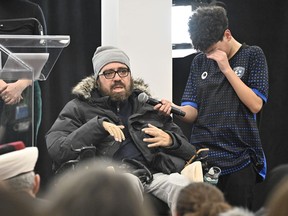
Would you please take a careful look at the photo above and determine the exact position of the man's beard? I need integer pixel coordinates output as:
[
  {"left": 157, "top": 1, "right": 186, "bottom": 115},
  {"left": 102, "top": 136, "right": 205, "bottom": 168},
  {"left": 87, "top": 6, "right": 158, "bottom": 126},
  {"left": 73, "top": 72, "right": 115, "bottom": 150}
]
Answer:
[{"left": 98, "top": 79, "right": 134, "bottom": 102}]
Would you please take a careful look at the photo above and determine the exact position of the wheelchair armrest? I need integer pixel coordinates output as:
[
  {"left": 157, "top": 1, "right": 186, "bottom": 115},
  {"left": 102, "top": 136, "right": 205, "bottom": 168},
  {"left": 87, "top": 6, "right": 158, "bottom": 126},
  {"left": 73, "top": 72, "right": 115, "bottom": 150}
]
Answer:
[
  {"left": 54, "top": 146, "right": 97, "bottom": 175},
  {"left": 185, "top": 148, "right": 209, "bottom": 166},
  {"left": 76, "top": 146, "right": 97, "bottom": 160},
  {"left": 55, "top": 159, "right": 79, "bottom": 175}
]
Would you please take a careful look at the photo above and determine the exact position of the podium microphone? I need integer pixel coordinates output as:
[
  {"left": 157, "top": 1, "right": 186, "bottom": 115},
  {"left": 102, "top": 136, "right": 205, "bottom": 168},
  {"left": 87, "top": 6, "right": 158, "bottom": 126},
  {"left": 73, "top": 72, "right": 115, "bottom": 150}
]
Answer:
[{"left": 138, "top": 92, "right": 186, "bottom": 117}]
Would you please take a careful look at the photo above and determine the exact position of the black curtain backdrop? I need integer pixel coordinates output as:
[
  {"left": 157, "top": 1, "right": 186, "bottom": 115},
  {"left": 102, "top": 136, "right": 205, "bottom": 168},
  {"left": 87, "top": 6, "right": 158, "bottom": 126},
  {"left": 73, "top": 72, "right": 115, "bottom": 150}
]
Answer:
[
  {"left": 29, "top": 0, "right": 102, "bottom": 192},
  {"left": 30, "top": 0, "right": 288, "bottom": 210}
]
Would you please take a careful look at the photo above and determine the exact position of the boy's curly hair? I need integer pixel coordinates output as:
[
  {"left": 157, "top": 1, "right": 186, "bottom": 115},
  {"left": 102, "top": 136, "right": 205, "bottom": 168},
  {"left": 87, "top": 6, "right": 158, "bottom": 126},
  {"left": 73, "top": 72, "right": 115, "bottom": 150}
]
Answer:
[{"left": 188, "top": 6, "right": 228, "bottom": 52}]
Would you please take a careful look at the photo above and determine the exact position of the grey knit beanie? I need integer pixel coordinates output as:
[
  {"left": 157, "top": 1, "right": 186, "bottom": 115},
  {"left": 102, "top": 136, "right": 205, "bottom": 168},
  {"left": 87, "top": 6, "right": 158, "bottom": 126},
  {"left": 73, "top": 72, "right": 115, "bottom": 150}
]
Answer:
[{"left": 92, "top": 46, "right": 130, "bottom": 77}]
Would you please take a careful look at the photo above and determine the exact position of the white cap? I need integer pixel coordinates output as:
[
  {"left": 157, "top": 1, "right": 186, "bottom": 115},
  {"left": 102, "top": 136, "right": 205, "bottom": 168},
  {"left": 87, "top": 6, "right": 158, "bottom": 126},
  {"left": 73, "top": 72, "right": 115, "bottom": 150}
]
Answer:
[{"left": 0, "top": 147, "right": 38, "bottom": 180}]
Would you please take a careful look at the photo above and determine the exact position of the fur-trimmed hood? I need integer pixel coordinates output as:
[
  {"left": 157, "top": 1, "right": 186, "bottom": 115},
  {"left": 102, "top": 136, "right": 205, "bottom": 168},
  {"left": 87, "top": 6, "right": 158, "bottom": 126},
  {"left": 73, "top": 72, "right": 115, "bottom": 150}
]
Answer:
[{"left": 72, "top": 76, "right": 151, "bottom": 100}]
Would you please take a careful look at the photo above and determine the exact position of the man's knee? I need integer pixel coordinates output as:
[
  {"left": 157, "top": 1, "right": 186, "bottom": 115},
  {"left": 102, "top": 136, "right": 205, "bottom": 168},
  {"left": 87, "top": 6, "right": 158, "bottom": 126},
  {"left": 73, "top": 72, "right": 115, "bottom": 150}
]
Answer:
[{"left": 168, "top": 173, "right": 190, "bottom": 187}]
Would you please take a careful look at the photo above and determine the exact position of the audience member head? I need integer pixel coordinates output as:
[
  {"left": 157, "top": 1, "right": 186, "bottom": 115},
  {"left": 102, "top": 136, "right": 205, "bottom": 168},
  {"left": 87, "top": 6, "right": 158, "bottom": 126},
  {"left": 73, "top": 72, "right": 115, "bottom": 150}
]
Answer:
[
  {"left": 0, "top": 182, "right": 39, "bottom": 216},
  {"left": 253, "top": 164, "right": 288, "bottom": 216},
  {"left": 92, "top": 46, "right": 133, "bottom": 102},
  {"left": 188, "top": 6, "right": 229, "bottom": 52},
  {"left": 0, "top": 142, "right": 40, "bottom": 198},
  {"left": 264, "top": 164, "right": 288, "bottom": 201},
  {"left": 265, "top": 176, "right": 288, "bottom": 216},
  {"left": 175, "top": 182, "right": 231, "bottom": 216},
  {"left": 43, "top": 159, "right": 153, "bottom": 216}
]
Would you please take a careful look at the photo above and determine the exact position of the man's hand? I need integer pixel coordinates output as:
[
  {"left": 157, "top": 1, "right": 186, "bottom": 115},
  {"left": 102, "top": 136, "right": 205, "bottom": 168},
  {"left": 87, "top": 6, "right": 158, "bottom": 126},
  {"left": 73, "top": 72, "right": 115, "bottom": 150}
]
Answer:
[
  {"left": 102, "top": 121, "right": 125, "bottom": 142},
  {"left": 142, "top": 123, "right": 172, "bottom": 148}
]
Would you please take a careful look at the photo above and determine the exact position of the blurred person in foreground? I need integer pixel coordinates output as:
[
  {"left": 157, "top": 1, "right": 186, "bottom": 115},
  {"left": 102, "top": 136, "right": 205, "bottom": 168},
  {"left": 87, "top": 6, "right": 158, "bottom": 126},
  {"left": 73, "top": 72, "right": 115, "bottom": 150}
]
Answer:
[
  {"left": 0, "top": 183, "right": 39, "bottom": 216},
  {"left": 176, "top": 182, "right": 255, "bottom": 216},
  {"left": 0, "top": 141, "right": 46, "bottom": 212},
  {"left": 175, "top": 182, "right": 231, "bottom": 216},
  {"left": 43, "top": 159, "right": 154, "bottom": 216},
  {"left": 265, "top": 176, "right": 288, "bottom": 216}
]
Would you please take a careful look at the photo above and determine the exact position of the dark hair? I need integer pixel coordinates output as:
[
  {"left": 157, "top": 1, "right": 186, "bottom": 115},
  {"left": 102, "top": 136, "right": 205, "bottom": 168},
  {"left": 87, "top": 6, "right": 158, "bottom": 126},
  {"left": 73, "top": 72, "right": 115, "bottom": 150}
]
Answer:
[
  {"left": 209, "top": 0, "right": 227, "bottom": 10},
  {"left": 176, "top": 182, "right": 231, "bottom": 216},
  {"left": 188, "top": 6, "right": 228, "bottom": 52}
]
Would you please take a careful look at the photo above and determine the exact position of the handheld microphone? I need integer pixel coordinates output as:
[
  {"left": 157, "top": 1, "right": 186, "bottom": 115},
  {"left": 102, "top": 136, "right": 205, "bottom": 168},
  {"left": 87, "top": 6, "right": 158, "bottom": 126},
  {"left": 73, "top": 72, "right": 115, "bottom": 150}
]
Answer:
[{"left": 138, "top": 92, "right": 186, "bottom": 117}]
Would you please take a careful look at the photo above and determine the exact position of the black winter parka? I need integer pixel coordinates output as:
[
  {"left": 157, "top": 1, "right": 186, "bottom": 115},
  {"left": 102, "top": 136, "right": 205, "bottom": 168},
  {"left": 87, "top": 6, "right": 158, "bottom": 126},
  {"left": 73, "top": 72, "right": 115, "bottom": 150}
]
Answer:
[{"left": 46, "top": 77, "right": 196, "bottom": 172}]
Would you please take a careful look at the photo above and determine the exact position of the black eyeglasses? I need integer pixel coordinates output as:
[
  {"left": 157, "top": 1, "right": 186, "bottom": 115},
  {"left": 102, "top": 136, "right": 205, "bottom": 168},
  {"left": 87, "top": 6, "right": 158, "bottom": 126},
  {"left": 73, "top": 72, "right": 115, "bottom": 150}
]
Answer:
[{"left": 98, "top": 68, "right": 130, "bottom": 79}]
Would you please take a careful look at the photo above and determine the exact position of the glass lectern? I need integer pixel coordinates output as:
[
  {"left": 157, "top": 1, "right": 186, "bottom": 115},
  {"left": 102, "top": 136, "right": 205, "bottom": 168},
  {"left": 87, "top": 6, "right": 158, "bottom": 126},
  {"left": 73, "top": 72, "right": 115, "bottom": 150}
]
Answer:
[{"left": 0, "top": 35, "right": 70, "bottom": 146}]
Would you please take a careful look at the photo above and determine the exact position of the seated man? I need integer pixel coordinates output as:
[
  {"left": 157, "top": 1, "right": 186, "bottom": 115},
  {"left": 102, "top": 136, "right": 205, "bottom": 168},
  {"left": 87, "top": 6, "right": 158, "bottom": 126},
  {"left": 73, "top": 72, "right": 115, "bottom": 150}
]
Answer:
[{"left": 46, "top": 46, "right": 196, "bottom": 214}]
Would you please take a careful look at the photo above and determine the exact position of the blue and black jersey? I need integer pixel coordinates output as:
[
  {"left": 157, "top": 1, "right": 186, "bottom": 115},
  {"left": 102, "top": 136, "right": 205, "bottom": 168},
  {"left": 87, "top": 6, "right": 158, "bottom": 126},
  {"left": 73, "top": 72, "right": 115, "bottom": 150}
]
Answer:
[{"left": 182, "top": 44, "right": 269, "bottom": 179}]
